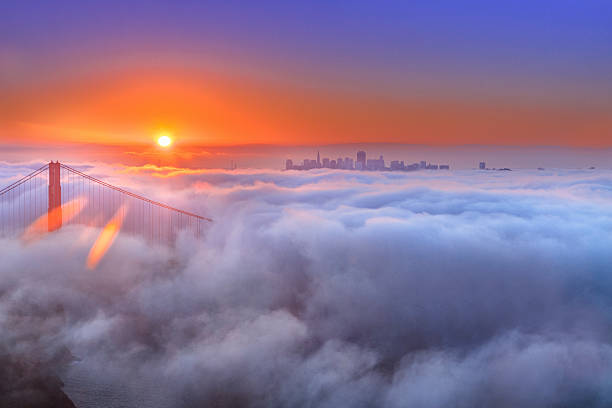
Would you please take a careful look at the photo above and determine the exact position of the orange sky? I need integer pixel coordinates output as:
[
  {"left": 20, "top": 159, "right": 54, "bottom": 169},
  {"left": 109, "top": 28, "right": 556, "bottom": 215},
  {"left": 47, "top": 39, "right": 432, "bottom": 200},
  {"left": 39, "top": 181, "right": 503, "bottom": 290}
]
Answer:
[
  {"left": 3, "top": 2, "right": 612, "bottom": 149},
  {"left": 2, "top": 66, "right": 611, "bottom": 149}
]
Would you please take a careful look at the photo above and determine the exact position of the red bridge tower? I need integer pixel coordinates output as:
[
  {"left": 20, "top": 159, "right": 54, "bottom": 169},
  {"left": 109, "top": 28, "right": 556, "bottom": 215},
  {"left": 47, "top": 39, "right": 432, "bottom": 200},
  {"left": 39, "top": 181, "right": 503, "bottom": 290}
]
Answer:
[{"left": 48, "top": 161, "right": 62, "bottom": 232}]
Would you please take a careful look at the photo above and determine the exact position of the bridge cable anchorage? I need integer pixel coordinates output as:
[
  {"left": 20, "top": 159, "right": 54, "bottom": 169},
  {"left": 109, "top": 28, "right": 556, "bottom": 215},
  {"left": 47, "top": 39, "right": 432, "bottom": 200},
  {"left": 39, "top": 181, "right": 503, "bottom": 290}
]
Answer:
[{"left": 0, "top": 161, "right": 211, "bottom": 243}]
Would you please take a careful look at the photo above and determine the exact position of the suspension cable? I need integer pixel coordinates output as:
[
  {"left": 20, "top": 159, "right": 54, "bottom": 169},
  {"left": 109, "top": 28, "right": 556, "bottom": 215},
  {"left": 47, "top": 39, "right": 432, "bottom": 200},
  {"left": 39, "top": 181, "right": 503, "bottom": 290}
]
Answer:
[{"left": 60, "top": 164, "right": 212, "bottom": 222}]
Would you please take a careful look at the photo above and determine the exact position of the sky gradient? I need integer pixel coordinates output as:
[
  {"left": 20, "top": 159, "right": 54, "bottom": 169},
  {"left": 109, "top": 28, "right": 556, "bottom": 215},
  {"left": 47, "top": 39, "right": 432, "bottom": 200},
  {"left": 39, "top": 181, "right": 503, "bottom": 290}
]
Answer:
[{"left": 2, "top": 0, "right": 611, "bottom": 147}]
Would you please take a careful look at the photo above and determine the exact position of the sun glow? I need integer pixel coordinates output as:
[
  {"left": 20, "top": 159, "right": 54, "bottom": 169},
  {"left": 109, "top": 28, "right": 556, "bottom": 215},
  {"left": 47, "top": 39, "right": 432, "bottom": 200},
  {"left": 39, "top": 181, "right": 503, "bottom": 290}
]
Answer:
[{"left": 157, "top": 135, "right": 172, "bottom": 147}]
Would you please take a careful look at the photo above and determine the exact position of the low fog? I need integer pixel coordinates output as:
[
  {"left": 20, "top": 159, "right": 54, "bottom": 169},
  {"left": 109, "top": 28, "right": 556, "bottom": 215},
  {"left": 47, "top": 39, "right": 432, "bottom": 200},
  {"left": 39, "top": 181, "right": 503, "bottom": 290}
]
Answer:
[{"left": 2, "top": 164, "right": 612, "bottom": 407}]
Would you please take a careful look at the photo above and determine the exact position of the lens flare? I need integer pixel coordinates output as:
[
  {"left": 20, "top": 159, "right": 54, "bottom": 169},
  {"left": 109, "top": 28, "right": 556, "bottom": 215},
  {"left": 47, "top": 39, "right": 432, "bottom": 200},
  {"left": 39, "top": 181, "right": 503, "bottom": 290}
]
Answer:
[
  {"left": 22, "top": 197, "right": 88, "bottom": 243},
  {"left": 86, "top": 205, "right": 127, "bottom": 269}
]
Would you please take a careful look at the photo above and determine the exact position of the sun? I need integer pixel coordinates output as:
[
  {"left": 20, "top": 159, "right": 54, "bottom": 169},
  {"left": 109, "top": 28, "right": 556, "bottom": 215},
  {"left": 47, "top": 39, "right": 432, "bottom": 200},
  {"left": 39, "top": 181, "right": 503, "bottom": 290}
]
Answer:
[{"left": 157, "top": 135, "right": 172, "bottom": 147}]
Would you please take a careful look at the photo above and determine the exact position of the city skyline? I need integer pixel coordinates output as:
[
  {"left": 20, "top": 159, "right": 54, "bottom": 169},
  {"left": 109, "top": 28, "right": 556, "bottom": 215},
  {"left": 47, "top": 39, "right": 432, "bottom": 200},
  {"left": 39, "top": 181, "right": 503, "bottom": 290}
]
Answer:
[{"left": 286, "top": 150, "right": 450, "bottom": 171}]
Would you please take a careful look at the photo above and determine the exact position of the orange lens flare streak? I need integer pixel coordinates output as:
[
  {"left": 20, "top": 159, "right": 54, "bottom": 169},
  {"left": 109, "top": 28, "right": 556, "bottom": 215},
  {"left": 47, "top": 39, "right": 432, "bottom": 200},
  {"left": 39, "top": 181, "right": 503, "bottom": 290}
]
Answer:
[
  {"left": 86, "top": 205, "right": 128, "bottom": 269},
  {"left": 22, "top": 197, "right": 88, "bottom": 243}
]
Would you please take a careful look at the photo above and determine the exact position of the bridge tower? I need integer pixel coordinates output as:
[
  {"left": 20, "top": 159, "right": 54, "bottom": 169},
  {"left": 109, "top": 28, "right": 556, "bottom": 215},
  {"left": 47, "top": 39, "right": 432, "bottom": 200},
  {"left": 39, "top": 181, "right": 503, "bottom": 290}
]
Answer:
[{"left": 48, "top": 161, "right": 62, "bottom": 232}]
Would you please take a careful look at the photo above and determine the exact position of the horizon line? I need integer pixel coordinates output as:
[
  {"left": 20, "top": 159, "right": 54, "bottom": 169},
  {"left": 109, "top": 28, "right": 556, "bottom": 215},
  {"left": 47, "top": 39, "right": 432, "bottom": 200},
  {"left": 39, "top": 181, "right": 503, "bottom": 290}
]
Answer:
[{"left": 2, "top": 141, "right": 612, "bottom": 150}]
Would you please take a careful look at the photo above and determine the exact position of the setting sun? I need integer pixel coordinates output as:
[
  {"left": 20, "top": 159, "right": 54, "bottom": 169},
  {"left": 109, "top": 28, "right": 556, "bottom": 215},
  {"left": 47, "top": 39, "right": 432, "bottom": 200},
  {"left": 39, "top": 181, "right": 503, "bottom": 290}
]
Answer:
[{"left": 157, "top": 135, "right": 172, "bottom": 147}]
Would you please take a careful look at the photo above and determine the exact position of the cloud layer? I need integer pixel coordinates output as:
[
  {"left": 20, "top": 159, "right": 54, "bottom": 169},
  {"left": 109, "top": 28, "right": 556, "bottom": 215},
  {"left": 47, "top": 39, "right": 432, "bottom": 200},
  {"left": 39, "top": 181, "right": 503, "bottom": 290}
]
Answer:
[{"left": 2, "top": 165, "right": 612, "bottom": 407}]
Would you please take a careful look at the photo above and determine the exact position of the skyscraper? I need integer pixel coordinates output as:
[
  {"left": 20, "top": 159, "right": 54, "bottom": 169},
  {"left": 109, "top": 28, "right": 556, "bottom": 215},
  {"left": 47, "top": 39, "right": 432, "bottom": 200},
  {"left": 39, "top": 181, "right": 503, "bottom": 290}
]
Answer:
[
  {"left": 317, "top": 151, "right": 321, "bottom": 168},
  {"left": 357, "top": 151, "right": 366, "bottom": 169},
  {"left": 479, "top": 161, "right": 486, "bottom": 170}
]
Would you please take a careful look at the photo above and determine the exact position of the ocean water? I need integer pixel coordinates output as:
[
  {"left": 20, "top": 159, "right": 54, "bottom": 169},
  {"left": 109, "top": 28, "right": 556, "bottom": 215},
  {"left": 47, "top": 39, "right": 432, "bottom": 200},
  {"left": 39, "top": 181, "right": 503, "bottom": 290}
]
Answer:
[{"left": 61, "top": 363, "right": 176, "bottom": 408}]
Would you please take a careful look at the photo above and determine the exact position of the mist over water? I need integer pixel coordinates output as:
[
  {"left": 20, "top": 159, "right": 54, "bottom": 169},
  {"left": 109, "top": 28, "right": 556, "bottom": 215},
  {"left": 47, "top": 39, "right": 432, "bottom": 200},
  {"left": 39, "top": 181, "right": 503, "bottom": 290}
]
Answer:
[{"left": 3, "top": 164, "right": 612, "bottom": 407}]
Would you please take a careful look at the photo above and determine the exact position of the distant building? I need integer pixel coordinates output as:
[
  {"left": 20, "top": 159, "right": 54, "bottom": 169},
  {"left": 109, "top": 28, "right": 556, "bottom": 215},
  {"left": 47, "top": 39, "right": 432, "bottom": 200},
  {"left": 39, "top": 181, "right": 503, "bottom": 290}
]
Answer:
[
  {"left": 322, "top": 158, "right": 330, "bottom": 168},
  {"left": 439, "top": 164, "right": 450, "bottom": 170},
  {"left": 355, "top": 161, "right": 364, "bottom": 170},
  {"left": 356, "top": 151, "right": 366, "bottom": 169},
  {"left": 420, "top": 161, "right": 427, "bottom": 169},
  {"left": 479, "top": 161, "right": 486, "bottom": 170},
  {"left": 390, "top": 160, "right": 404, "bottom": 170},
  {"left": 367, "top": 155, "right": 385, "bottom": 170},
  {"left": 285, "top": 159, "right": 293, "bottom": 170},
  {"left": 337, "top": 157, "right": 344, "bottom": 169},
  {"left": 304, "top": 159, "right": 318, "bottom": 170},
  {"left": 330, "top": 160, "right": 337, "bottom": 169},
  {"left": 317, "top": 151, "right": 321, "bottom": 168},
  {"left": 344, "top": 157, "right": 354, "bottom": 170}
]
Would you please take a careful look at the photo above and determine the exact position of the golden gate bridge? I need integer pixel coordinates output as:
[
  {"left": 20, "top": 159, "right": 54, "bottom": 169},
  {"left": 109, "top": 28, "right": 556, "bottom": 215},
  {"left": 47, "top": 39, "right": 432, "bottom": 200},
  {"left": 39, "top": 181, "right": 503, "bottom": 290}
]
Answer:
[{"left": 0, "top": 161, "right": 212, "bottom": 247}]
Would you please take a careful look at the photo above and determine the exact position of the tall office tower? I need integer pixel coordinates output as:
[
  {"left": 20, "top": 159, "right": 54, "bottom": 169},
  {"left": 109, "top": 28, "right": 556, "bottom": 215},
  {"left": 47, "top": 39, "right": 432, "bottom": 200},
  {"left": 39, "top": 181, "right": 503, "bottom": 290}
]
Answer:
[
  {"left": 420, "top": 161, "right": 427, "bottom": 169},
  {"left": 317, "top": 151, "right": 321, "bottom": 168},
  {"left": 285, "top": 159, "right": 293, "bottom": 170},
  {"left": 357, "top": 151, "right": 366, "bottom": 169},
  {"left": 479, "top": 162, "right": 486, "bottom": 170}
]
